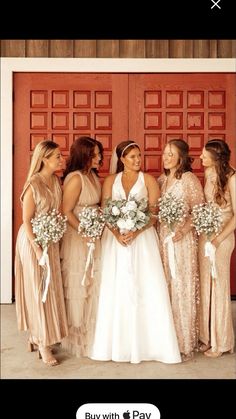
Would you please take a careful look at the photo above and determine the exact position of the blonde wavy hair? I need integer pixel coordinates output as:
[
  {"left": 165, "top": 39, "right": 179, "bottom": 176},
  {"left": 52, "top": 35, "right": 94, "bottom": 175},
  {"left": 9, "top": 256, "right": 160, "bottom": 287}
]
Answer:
[{"left": 24, "top": 140, "right": 59, "bottom": 189}]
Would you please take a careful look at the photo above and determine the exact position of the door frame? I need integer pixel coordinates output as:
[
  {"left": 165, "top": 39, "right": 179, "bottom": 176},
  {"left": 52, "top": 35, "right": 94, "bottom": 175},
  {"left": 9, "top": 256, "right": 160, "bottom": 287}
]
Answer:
[{"left": 1, "top": 57, "right": 235, "bottom": 303}]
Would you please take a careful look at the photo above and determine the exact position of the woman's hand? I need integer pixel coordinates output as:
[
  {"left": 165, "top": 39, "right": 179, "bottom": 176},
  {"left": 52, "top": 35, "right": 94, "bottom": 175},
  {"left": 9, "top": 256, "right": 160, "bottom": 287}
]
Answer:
[
  {"left": 35, "top": 246, "right": 43, "bottom": 261},
  {"left": 172, "top": 230, "right": 184, "bottom": 242},
  {"left": 112, "top": 230, "right": 138, "bottom": 246},
  {"left": 211, "top": 236, "right": 221, "bottom": 248}
]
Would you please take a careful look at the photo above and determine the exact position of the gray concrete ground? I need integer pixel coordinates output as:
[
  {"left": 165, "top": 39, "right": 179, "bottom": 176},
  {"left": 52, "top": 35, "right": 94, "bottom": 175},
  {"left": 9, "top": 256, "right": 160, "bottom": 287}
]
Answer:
[{"left": 1, "top": 302, "right": 235, "bottom": 379}]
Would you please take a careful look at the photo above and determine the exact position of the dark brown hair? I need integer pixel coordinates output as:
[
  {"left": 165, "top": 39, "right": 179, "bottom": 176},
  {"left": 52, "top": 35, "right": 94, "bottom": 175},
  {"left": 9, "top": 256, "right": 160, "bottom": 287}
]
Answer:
[
  {"left": 205, "top": 139, "right": 235, "bottom": 205},
  {"left": 116, "top": 140, "right": 140, "bottom": 173},
  {"left": 164, "top": 139, "right": 194, "bottom": 179},
  {"left": 63, "top": 136, "right": 103, "bottom": 180}
]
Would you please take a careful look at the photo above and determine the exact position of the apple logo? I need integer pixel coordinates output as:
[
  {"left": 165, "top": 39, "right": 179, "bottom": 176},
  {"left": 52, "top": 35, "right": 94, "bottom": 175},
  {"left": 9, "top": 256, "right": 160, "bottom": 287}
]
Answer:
[{"left": 123, "top": 412, "right": 130, "bottom": 419}]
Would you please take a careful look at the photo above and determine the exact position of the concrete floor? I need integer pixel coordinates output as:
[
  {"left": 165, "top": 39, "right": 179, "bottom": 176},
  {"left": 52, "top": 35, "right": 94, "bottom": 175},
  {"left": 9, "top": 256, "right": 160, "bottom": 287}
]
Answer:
[{"left": 1, "top": 302, "right": 236, "bottom": 379}]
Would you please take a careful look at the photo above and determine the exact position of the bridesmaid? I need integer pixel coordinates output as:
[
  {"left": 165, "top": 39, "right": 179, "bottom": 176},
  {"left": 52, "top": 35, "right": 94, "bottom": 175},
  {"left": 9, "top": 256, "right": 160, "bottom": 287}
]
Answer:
[
  {"left": 198, "top": 139, "right": 235, "bottom": 357},
  {"left": 15, "top": 140, "right": 68, "bottom": 366},
  {"left": 158, "top": 139, "right": 204, "bottom": 361},
  {"left": 60, "top": 136, "right": 103, "bottom": 357}
]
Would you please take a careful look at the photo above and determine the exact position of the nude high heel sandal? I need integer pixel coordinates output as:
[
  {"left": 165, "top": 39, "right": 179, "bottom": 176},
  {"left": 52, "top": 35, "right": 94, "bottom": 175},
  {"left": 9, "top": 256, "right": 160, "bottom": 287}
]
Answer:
[{"left": 38, "top": 346, "right": 59, "bottom": 366}]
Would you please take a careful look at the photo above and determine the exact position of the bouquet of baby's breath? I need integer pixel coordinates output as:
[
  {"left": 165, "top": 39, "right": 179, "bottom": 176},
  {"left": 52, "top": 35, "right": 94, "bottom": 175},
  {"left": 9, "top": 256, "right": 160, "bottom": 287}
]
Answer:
[
  {"left": 31, "top": 208, "right": 67, "bottom": 249},
  {"left": 158, "top": 192, "right": 187, "bottom": 232},
  {"left": 103, "top": 195, "right": 150, "bottom": 233},
  {"left": 78, "top": 206, "right": 105, "bottom": 241},
  {"left": 158, "top": 192, "right": 187, "bottom": 281},
  {"left": 192, "top": 202, "right": 223, "bottom": 240},
  {"left": 78, "top": 206, "right": 105, "bottom": 286},
  {"left": 31, "top": 208, "right": 67, "bottom": 302},
  {"left": 192, "top": 202, "right": 223, "bottom": 280}
]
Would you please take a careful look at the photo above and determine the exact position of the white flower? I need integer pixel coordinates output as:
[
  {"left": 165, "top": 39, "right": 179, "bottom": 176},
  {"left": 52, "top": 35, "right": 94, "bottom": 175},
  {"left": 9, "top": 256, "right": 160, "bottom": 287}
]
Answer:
[
  {"left": 112, "top": 206, "right": 120, "bottom": 216},
  {"left": 117, "top": 219, "right": 127, "bottom": 230},
  {"left": 78, "top": 206, "right": 105, "bottom": 241},
  {"left": 31, "top": 209, "right": 67, "bottom": 249},
  {"left": 192, "top": 202, "right": 223, "bottom": 239},
  {"left": 125, "top": 218, "right": 136, "bottom": 230},
  {"left": 158, "top": 192, "right": 187, "bottom": 232},
  {"left": 103, "top": 195, "right": 150, "bottom": 233}
]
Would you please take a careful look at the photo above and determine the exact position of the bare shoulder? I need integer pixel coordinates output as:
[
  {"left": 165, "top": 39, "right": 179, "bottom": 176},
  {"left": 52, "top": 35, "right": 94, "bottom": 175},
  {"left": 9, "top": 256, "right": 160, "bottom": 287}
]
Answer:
[
  {"left": 143, "top": 172, "right": 157, "bottom": 184},
  {"left": 228, "top": 172, "right": 236, "bottom": 187},
  {"left": 64, "top": 172, "right": 82, "bottom": 190}
]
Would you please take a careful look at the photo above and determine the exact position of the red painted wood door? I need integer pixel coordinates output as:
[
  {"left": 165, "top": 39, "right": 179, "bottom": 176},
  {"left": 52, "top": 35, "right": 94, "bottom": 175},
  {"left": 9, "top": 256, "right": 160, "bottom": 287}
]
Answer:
[
  {"left": 129, "top": 73, "right": 236, "bottom": 295},
  {"left": 13, "top": 72, "right": 129, "bottom": 251},
  {"left": 13, "top": 72, "right": 236, "bottom": 295}
]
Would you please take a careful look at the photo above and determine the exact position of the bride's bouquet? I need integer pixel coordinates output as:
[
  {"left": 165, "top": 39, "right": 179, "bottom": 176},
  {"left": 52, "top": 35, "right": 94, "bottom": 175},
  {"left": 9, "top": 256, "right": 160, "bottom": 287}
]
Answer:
[
  {"left": 192, "top": 202, "right": 223, "bottom": 279},
  {"left": 103, "top": 195, "right": 151, "bottom": 234},
  {"left": 78, "top": 206, "right": 105, "bottom": 285},
  {"left": 158, "top": 192, "right": 187, "bottom": 280},
  {"left": 31, "top": 208, "right": 67, "bottom": 302}
]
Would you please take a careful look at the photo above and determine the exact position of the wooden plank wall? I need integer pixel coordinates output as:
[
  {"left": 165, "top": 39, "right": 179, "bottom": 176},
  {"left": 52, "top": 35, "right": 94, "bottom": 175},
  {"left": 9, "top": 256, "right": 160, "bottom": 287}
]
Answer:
[{"left": 1, "top": 40, "right": 236, "bottom": 58}]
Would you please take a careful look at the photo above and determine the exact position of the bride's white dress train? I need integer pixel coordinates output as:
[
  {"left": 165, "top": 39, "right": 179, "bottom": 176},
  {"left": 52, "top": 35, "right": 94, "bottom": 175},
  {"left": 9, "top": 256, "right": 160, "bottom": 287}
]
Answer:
[{"left": 90, "top": 171, "right": 181, "bottom": 364}]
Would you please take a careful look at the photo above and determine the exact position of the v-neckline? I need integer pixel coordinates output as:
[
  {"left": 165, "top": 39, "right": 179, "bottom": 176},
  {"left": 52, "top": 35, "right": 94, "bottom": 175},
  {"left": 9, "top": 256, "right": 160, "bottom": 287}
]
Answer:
[
  {"left": 120, "top": 171, "right": 140, "bottom": 200},
  {"left": 84, "top": 171, "right": 98, "bottom": 189}
]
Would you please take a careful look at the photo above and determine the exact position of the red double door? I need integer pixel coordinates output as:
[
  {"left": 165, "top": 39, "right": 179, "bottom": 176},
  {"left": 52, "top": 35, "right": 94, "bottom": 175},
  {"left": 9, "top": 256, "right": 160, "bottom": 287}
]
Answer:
[{"left": 13, "top": 73, "right": 236, "bottom": 294}]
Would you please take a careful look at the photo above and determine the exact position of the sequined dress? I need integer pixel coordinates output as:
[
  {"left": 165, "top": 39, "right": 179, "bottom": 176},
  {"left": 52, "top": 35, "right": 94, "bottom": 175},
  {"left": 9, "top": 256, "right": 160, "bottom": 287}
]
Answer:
[
  {"left": 199, "top": 171, "right": 235, "bottom": 353},
  {"left": 158, "top": 171, "right": 204, "bottom": 358}
]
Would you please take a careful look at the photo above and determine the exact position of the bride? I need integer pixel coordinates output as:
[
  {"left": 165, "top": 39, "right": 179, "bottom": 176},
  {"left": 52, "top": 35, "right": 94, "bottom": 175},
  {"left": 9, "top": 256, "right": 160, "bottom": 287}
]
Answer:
[{"left": 90, "top": 141, "right": 181, "bottom": 364}]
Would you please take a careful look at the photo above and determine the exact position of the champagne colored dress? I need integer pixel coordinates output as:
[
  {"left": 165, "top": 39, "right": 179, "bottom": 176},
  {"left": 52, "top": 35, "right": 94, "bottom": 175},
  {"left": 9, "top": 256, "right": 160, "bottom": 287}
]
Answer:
[
  {"left": 199, "top": 171, "right": 235, "bottom": 353},
  {"left": 15, "top": 173, "right": 68, "bottom": 346},
  {"left": 90, "top": 171, "right": 181, "bottom": 364},
  {"left": 60, "top": 170, "right": 102, "bottom": 357},
  {"left": 158, "top": 171, "right": 204, "bottom": 358}
]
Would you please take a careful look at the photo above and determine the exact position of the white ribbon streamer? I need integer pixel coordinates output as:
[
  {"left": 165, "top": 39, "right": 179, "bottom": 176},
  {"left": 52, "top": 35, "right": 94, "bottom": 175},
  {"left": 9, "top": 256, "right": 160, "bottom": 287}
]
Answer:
[
  {"left": 205, "top": 241, "right": 217, "bottom": 279},
  {"left": 164, "top": 232, "right": 176, "bottom": 280},
  {"left": 39, "top": 247, "right": 51, "bottom": 303},
  {"left": 81, "top": 241, "right": 95, "bottom": 286}
]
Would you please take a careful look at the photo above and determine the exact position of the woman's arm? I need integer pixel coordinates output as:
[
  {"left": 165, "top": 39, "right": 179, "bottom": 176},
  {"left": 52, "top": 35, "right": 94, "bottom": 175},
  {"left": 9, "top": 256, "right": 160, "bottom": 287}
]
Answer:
[
  {"left": 173, "top": 172, "right": 204, "bottom": 242},
  {"left": 22, "top": 186, "right": 42, "bottom": 261},
  {"left": 62, "top": 175, "right": 82, "bottom": 230},
  {"left": 212, "top": 173, "right": 236, "bottom": 247}
]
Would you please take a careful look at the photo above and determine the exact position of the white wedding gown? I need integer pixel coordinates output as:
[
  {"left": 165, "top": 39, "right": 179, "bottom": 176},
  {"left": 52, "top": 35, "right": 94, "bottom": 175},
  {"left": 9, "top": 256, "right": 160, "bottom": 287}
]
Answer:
[{"left": 90, "top": 171, "right": 181, "bottom": 364}]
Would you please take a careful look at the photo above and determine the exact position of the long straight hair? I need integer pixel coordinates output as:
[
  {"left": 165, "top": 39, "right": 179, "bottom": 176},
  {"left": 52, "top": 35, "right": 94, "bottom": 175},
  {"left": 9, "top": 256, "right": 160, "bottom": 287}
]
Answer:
[
  {"left": 205, "top": 139, "right": 235, "bottom": 205},
  {"left": 24, "top": 140, "right": 59, "bottom": 187}
]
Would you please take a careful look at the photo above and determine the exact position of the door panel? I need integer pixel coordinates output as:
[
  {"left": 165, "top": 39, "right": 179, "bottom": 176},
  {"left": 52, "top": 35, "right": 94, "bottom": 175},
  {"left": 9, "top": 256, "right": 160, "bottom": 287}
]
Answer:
[
  {"left": 129, "top": 73, "right": 236, "bottom": 295},
  {"left": 13, "top": 72, "right": 129, "bottom": 255},
  {"left": 14, "top": 72, "right": 236, "bottom": 295}
]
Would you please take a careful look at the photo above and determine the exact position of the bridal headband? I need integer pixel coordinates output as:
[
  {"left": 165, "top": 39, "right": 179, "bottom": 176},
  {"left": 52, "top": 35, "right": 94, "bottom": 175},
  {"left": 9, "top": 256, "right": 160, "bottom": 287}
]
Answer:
[
  {"left": 109, "top": 142, "right": 140, "bottom": 174},
  {"left": 121, "top": 142, "right": 140, "bottom": 157}
]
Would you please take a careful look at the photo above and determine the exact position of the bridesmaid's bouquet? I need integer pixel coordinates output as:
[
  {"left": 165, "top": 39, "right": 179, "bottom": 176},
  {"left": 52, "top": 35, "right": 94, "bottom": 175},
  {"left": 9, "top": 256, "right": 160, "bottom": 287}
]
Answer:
[
  {"left": 192, "top": 202, "right": 223, "bottom": 240},
  {"left": 103, "top": 195, "right": 151, "bottom": 234},
  {"left": 192, "top": 202, "right": 223, "bottom": 279},
  {"left": 78, "top": 206, "right": 105, "bottom": 242},
  {"left": 31, "top": 209, "right": 67, "bottom": 302},
  {"left": 78, "top": 206, "right": 105, "bottom": 286},
  {"left": 158, "top": 192, "right": 187, "bottom": 232},
  {"left": 158, "top": 192, "right": 187, "bottom": 280}
]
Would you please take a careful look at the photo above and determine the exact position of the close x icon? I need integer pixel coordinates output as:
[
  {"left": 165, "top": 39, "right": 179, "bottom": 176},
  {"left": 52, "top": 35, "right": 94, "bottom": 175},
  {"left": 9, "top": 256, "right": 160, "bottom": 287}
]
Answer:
[{"left": 211, "top": 0, "right": 221, "bottom": 9}]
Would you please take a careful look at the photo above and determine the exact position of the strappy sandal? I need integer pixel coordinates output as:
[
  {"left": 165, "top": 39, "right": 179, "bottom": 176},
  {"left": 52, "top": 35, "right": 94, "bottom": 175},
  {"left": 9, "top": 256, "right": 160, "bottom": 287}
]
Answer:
[{"left": 38, "top": 346, "right": 59, "bottom": 366}]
